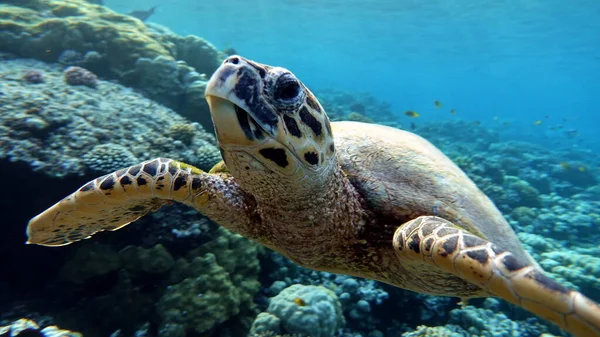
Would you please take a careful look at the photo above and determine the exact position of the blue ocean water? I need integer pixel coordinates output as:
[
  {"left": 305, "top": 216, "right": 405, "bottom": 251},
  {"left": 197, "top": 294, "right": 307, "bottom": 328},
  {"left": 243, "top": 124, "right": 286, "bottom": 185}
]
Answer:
[
  {"left": 111, "top": 0, "right": 600, "bottom": 144},
  {"left": 2, "top": 1, "right": 600, "bottom": 337}
]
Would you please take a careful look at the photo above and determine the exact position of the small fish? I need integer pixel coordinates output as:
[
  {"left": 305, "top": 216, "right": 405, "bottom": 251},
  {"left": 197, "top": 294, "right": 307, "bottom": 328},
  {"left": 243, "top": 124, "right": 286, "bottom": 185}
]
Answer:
[
  {"left": 410, "top": 122, "right": 416, "bottom": 130},
  {"left": 404, "top": 110, "right": 419, "bottom": 118},
  {"left": 559, "top": 162, "right": 570, "bottom": 170},
  {"left": 566, "top": 129, "right": 579, "bottom": 138},
  {"left": 533, "top": 120, "right": 542, "bottom": 125},
  {"left": 450, "top": 109, "right": 456, "bottom": 115},
  {"left": 434, "top": 100, "right": 442, "bottom": 108},
  {"left": 578, "top": 166, "right": 587, "bottom": 173},
  {"left": 502, "top": 121, "right": 510, "bottom": 126},
  {"left": 545, "top": 115, "right": 551, "bottom": 119},
  {"left": 293, "top": 297, "right": 306, "bottom": 306},
  {"left": 128, "top": 6, "right": 158, "bottom": 21}
]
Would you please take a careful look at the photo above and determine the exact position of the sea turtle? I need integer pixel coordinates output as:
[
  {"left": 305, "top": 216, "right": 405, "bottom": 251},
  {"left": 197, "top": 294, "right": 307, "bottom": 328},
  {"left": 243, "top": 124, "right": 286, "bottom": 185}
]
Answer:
[{"left": 27, "top": 56, "right": 600, "bottom": 336}]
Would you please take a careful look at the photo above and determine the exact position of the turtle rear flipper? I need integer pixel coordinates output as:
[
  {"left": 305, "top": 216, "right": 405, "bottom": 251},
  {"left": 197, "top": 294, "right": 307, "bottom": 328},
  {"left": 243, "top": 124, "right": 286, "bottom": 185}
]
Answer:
[
  {"left": 393, "top": 216, "right": 600, "bottom": 337},
  {"left": 27, "top": 158, "right": 204, "bottom": 247}
]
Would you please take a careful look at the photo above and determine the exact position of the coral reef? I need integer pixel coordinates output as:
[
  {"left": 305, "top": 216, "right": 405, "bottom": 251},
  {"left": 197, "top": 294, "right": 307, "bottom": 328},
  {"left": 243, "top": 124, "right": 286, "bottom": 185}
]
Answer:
[
  {"left": 0, "top": 56, "right": 220, "bottom": 178},
  {"left": 251, "top": 284, "right": 345, "bottom": 337},
  {"left": 316, "top": 89, "right": 397, "bottom": 125},
  {"left": 0, "top": 0, "right": 225, "bottom": 129},
  {"left": 26, "top": 224, "right": 261, "bottom": 337},
  {"left": 63, "top": 66, "right": 98, "bottom": 88},
  {"left": 156, "top": 227, "right": 262, "bottom": 336}
]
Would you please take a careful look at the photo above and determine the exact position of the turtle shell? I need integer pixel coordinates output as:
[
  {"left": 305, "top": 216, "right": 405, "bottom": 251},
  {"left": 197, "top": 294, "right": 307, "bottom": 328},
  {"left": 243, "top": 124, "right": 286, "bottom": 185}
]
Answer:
[{"left": 331, "top": 121, "right": 535, "bottom": 265}]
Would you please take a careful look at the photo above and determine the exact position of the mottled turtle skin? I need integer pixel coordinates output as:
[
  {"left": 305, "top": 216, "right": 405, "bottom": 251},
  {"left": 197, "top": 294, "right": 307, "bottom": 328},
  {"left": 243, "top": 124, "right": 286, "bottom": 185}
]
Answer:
[{"left": 27, "top": 56, "right": 600, "bottom": 336}]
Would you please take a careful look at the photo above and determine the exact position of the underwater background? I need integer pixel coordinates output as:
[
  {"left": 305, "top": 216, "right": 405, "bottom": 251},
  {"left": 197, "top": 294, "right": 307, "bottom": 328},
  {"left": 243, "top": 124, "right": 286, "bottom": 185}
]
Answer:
[{"left": 0, "top": 0, "right": 599, "bottom": 337}]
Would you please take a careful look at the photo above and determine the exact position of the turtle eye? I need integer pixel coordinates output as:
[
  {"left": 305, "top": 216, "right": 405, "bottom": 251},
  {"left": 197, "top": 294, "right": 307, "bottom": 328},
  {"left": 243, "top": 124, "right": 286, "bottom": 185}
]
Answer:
[{"left": 274, "top": 74, "right": 301, "bottom": 101}]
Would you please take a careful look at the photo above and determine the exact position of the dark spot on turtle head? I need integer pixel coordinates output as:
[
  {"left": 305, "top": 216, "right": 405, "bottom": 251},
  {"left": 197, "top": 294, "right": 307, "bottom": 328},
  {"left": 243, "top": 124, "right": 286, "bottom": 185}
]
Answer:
[
  {"left": 329, "top": 143, "right": 335, "bottom": 153},
  {"left": 502, "top": 254, "right": 529, "bottom": 271},
  {"left": 168, "top": 164, "right": 178, "bottom": 176},
  {"left": 259, "top": 148, "right": 288, "bottom": 168},
  {"left": 283, "top": 115, "right": 302, "bottom": 138},
  {"left": 463, "top": 235, "right": 485, "bottom": 248},
  {"left": 173, "top": 174, "right": 188, "bottom": 191},
  {"left": 305, "top": 95, "right": 321, "bottom": 113},
  {"left": 299, "top": 106, "right": 322, "bottom": 136},
  {"left": 246, "top": 59, "right": 267, "bottom": 78},
  {"left": 304, "top": 152, "right": 319, "bottom": 165},
  {"left": 119, "top": 176, "right": 132, "bottom": 186},
  {"left": 136, "top": 177, "right": 147, "bottom": 186},
  {"left": 234, "top": 68, "right": 257, "bottom": 107},
  {"left": 80, "top": 181, "right": 95, "bottom": 192},
  {"left": 100, "top": 175, "right": 115, "bottom": 190},
  {"left": 528, "top": 270, "right": 570, "bottom": 294},
  {"left": 235, "top": 104, "right": 254, "bottom": 140},
  {"left": 192, "top": 177, "right": 202, "bottom": 190},
  {"left": 257, "top": 67, "right": 266, "bottom": 78},
  {"left": 466, "top": 249, "right": 490, "bottom": 264},
  {"left": 142, "top": 160, "right": 159, "bottom": 176},
  {"left": 424, "top": 237, "right": 434, "bottom": 252},
  {"left": 128, "top": 164, "right": 141, "bottom": 176},
  {"left": 441, "top": 235, "right": 458, "bottom": 255},
  {"left": 408, "top": 233, "right": 421, "bottom": 254},
  {"left": 249, "top": 118, "right": 265, "bottom": 140},
  {"left": 159, "top": 162, "right": 168, "bottom": 174}
]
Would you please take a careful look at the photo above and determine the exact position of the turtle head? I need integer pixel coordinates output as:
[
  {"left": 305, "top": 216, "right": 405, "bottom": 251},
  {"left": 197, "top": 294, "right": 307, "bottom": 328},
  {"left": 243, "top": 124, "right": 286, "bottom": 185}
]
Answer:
[{"left": 205, "top": 55, "right": 336, "bottom": 199}]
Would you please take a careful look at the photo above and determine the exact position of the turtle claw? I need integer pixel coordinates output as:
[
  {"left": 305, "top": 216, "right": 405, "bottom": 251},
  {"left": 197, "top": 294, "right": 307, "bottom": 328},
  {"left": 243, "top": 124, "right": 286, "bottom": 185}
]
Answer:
[{"left": 393, "top": 215, "right": 600, "bottom": 337}]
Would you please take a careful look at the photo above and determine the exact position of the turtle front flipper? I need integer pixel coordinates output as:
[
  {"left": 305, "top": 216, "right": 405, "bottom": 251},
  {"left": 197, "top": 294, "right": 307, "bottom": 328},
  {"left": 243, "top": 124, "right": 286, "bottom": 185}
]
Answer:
[
  {"left": 27, "top": 158, "right": 256, "bottom": 247},
  {"left": 393, "top": 215, "right": 600, "bottom": 337}
]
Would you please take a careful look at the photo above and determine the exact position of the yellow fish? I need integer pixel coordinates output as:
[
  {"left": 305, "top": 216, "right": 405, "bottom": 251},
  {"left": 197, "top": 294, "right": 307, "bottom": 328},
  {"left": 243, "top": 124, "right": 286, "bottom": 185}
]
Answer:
[
  {"left": 559, "top": 162, "right": 570, "bottom": 170},
  {"left": 533, "top": 120, "right": 542, "bottom": 125},
  {"left": 293, "top": 297, "right": 306, "bottom": 306},
  {"left": 578, "top": 166, "right": 587, "bottom": 173},
  {"left": 404, "top": 110, "right": 420, "bottom": 118},
  {"left": 434, "top": 100, "right": 442, "bottom": 108}
]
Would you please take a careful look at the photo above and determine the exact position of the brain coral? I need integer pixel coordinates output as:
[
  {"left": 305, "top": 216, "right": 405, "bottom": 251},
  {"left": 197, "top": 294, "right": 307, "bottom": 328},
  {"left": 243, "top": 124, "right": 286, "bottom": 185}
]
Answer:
[{"left": 258, "top": 284, "right": 345, "bottom": 337}]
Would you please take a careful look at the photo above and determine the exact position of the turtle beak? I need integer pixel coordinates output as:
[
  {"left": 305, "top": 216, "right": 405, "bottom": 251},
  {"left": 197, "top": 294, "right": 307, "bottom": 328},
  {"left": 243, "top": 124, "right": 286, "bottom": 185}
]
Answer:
[
  {"left": 205, "top": 56, "right": 279, "bottom": 139},
  {"left": 204, "top": 95, "right": 263, "bottom": 147}
]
